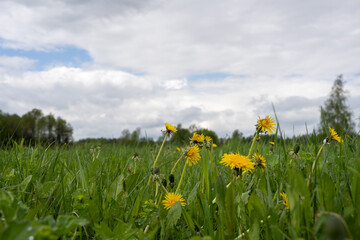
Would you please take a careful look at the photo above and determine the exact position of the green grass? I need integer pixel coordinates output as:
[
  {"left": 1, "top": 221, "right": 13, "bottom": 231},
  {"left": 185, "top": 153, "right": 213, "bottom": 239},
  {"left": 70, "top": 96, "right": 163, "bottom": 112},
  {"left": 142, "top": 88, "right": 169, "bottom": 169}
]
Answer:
[{"left": 0, "top": 132, "right": 360, "bottom": 239}]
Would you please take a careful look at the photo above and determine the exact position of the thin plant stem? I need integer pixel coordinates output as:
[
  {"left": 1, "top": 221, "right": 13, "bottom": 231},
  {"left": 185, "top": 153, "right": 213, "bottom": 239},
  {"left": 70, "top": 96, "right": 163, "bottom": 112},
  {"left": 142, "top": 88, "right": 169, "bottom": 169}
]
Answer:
[
  {"left": 155, "top": 182, "right": 159, "bottom": 197},
  {"left": 176, "top": 161, "right": 187, "bottom": 193},
  {"left": 307, "top": 140, "right": 327, "bottom": 187},
  {"left": 248, "top": 129, "right": 260, "bottom": 158},
  {"left": 160, "top": 182, "right": 169, "bottom": 194},
  {"left": 147, "top": 134, "right": 168, "bottom": 185},
  {"left": 152, "top": 134, "right": 168, "bottom": 168},
  {"left": 170, "top": 155, "right": 184, "bottom": 174}
]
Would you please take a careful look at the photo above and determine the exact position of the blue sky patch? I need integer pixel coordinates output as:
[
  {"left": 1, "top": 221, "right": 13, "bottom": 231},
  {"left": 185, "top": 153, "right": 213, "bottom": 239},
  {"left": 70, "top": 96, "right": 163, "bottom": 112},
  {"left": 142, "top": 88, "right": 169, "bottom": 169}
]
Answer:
[{"left": 0, "top": 45, "right": 92, "bottom": 70}]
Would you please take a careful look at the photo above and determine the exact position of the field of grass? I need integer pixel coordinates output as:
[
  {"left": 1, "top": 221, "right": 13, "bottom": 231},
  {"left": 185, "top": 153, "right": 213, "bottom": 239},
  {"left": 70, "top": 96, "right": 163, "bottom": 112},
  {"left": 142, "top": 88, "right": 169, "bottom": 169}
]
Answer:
[{"left": 1, "top": 121, "right": 360, "bottom": 239}]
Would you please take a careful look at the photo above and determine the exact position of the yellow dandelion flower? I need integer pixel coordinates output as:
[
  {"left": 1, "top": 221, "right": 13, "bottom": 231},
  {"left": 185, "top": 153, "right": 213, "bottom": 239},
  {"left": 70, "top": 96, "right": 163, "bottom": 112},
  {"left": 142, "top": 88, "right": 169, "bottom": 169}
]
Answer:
[
  {"left": 257, "top": 116, "right": 276, "bottom": 134},
  {"left": 176, "top": 147, "right": 181, "bottom": 152},
  {"left": 192, "top": 132, "right": 205, "bottom": 143},
  {"left": 185, "top": 145, "right": 201, "bottom": 166},
  {"left": 212, "top": 143, "right": 217, "bottom": 148},
  {"left": 253, "top": 153, "right": 266, "bottom": 169},
  {"left": 165, "top": 123, "right": 177, "bottom": 134},
  {"left": 329, "top": 127, "right": 343, "bottom": 143},
  {"left": 280, "top": 192, "right": 289, "bottom": 211},
  {"left": 220, "top": 153, "right": 255, "bottom": 172},
  {"left": 162, "top": 192, "right": 186, "bottom": 210},
  {"left": 269, "top": 141, "right": 275, "bottom": 145},
  {"left": 205, "top": 136, "right": 212, "bottom": 142}
]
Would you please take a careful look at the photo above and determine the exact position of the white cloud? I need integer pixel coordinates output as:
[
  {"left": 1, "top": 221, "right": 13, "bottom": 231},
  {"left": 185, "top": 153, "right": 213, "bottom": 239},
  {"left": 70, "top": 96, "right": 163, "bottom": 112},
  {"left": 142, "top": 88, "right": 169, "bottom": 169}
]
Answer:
[
  {"left": 0, "top": 0, "right": 359, "bottom": 139},
  {"left": 1, "top": 0, "right": 359, "bottom": 77},
  {"left": 0, "top": 56, "right": 36, "bottom": 72},
  {"left": 1, "top": 67, "right": 359, "bottom": 140}
]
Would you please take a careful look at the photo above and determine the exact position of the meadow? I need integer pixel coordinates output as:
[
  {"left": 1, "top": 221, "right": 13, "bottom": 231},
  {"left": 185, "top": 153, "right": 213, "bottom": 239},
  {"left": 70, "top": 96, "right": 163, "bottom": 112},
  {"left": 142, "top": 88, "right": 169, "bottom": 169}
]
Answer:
[{"left": 0, "top": 117, "right": 359, "bottom": 239}]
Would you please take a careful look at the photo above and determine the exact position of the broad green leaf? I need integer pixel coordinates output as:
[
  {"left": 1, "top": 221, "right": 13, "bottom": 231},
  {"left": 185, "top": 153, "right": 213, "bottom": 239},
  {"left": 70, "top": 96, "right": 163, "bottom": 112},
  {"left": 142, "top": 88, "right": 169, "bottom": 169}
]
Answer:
[
  {"left": 187, "top": 182, "right": 200, "bottom": 204},
  {"left": 241, "top": 190, "right": 251, "bottom": 205},
  {"left": 167, "top": 201, "right": 182, "bottom": 228},
  {"left": 55, "top": 215, "right": 88, "bottom": 235},
  {"left": 0, "top": 221, "right": 36, "bottom": 240},
  {"left": 109, "top": 174, "right": 124, "bottom": 201},
  {"left": 249, "top": 221, "right": 260, "bottom": 240},
  {"left": 20, "top": 175, "right": 32, "bottom": 192}
]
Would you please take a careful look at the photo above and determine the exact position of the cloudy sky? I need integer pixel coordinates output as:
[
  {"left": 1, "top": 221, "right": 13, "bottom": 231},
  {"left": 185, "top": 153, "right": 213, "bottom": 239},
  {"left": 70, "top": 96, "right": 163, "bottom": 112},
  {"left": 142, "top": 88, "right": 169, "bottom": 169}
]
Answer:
[{"left": 0, "top": 0, "right": 359, "bottom": 140}]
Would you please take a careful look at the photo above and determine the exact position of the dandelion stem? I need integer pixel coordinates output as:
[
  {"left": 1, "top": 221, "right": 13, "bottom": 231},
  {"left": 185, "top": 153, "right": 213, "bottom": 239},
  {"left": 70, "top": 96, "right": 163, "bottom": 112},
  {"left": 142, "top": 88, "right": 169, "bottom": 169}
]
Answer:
[
  {"left": 152, "top": 134, "right": 168, "bottom": 168},
  {"left": 170, "top": 155, "right": 184, "bottom": 174},
  {"left": 248, "top": 129, "right": 260, "bottom": 158},
  {"left": 147, "top": 134, "right": 168, "bottom": 185},
  {"left": 176, "top": 161, "right": 187, "bottom": 193},
  {"left": 155, "top": 182, "right": 159, "bottom": 197},
  {"left": 160, "top": 182, "right": 169, "bottom": 194}
]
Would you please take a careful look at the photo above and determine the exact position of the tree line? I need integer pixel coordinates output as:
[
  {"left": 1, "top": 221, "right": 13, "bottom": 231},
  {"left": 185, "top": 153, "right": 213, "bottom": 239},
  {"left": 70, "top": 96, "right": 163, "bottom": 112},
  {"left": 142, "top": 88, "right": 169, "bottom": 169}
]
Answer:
[
  {"left": 0, "top": 108, "right": 73, "bottom": 146},
  {"left": 1, "top": 75, "right": 357, "bottom": 147}
]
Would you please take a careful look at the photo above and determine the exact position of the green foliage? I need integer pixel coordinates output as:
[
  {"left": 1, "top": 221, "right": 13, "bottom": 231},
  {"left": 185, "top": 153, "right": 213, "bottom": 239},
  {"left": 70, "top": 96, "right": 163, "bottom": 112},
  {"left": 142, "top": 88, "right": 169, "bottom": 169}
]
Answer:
[
  {"left": 0, "top": 108, "right": 73, "bottom": 146},
  {"left": 170, "top": 124, "right": 192, "bottom": 145},
  {"left": 0, "top": 131, "right": 359, "bottom": 239},
  {"left": 319, "top": 75, "right": 355, "bottom": 134}
]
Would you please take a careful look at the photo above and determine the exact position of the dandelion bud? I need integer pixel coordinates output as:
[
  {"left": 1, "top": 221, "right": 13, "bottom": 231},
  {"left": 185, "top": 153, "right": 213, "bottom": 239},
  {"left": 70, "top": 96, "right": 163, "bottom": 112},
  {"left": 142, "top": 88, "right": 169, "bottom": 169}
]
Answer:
[
  {"left": 169, "top": 174, "right": 175, "bottom": 183},
  {"left": 293, "top": 144, "right": 300, "bottom": 154},
  {"left": 162, "top": 179, "right": 167, "bottom": 188}
]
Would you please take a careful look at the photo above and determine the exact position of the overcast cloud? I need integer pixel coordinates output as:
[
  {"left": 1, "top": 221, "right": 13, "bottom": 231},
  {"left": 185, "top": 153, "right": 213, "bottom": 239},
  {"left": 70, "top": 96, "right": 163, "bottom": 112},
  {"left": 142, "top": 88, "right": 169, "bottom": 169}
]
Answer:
[{"left": 0, "top": 0, "right": 359, "bottom": 140}]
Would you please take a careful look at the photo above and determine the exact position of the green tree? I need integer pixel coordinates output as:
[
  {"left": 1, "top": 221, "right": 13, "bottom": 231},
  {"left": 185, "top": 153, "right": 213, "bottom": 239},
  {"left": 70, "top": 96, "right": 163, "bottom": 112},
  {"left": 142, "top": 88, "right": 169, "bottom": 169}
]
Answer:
[
  {"left": 21, "top": 108, "right": 43, "bottom": 143},
  {"left": 319, "top": 75, "right": 355, "bottom": 134},
  {"left": 55, "top": 117, "right": 73, "bottom": 144},
  {"left": 46, "top": 114, "right": 56, "bottom": 142},
  {"left": 0, "top": 112, "right": 22, "bottom": 145},
  {"left": 169, "top": 124, "right": 191, "bottom": 145},
  {"left": 197, "top": 128, "right": 219, "bottom": 145},
  {"left": 231, "top": 129, "right": 243, "bottom": 141}
]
